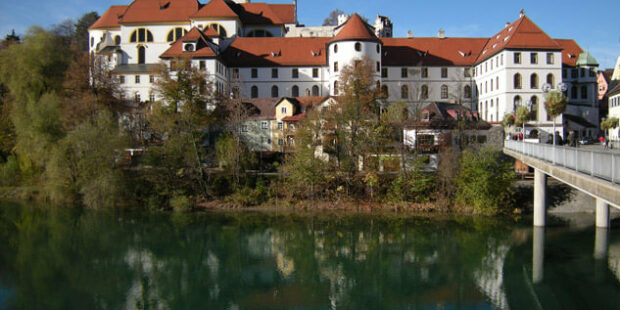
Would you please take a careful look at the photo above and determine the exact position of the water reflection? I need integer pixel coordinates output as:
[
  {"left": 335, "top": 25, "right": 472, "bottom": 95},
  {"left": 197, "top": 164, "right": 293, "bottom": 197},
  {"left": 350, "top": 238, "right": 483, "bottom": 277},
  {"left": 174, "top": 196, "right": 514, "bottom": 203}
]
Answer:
[{"left": 0, "top": 203, "right": 620, "bottom": 310}]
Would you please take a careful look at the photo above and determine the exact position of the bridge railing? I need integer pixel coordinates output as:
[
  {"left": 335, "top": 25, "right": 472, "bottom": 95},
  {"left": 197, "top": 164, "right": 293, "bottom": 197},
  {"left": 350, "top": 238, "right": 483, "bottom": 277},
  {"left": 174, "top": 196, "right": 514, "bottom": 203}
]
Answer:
[{"left": 504, "top": 140, "right": 619, "bottom": 184}]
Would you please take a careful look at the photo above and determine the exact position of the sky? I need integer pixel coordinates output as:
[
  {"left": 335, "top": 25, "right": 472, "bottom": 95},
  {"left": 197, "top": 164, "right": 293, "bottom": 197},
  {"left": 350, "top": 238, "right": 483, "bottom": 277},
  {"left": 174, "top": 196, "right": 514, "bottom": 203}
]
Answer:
[{"left": 1, "top": 0, "right": 619, "bottom": 69}]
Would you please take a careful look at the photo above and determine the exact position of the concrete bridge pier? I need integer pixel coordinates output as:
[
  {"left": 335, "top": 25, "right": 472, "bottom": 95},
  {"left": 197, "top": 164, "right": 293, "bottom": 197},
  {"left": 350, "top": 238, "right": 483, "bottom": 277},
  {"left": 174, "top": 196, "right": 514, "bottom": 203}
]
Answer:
[
  {"left": 596, "top": 199, "right": 610, "bottom": 228},
  {"left": 594, "top": 227, "right": 609, "bottom": 260},
  {"left": 533, "top": 226, "right": 545, "bottom": 283},
  {"left": 534, "top": 169, "right": 547, "bottom": 227}
]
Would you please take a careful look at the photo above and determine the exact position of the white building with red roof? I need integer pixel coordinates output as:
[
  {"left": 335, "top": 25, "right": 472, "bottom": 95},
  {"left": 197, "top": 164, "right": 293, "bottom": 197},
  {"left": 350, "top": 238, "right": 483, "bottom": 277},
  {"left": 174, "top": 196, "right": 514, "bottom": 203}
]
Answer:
[{"left": 89, "top": 1, "right": 599, "bottom": 147}]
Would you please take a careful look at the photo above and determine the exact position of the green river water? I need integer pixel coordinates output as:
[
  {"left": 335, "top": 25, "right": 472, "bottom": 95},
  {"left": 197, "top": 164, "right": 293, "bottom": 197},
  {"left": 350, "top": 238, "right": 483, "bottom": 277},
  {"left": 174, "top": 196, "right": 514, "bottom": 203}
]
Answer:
[{"left": 0, "top": 201, "right": 619, "bottom": 309}]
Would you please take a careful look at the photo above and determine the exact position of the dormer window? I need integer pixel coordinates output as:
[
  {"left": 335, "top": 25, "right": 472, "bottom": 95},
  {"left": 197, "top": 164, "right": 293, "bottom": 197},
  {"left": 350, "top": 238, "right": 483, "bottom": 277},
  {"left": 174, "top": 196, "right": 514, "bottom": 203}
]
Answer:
[
  {"left": 183, "top": 43, "right": 195, "bottom": 52},
  {"left": 422, "top": 111, "right": 430, "bottom": 121}
]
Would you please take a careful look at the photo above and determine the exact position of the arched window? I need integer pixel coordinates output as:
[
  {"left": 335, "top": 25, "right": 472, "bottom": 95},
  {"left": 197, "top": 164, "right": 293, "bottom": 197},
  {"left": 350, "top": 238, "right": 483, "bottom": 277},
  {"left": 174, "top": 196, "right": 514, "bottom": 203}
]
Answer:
[
  {"left": 137, "top": 46, "right": 145, "bottom": 64},
  {"left": 530, "top": 73, "right": 538, "bottom": 89},
  {"left": 440, "top": 85, "right": 448, "bottom": 99},
  {"left": 246, "top": 29, "right": 273, "bottom": 37},
  {"left": 130, "top": 28, "right": 153, "bottom": 43},
  {"left": 546, "top": 74, "right": 554, "bottom": 88},
  {"left": 513, "top": 73, "right": 521, "bottom": 89},
  {"left": 464, "top": 85, "right": 471, "bottom": 98},
  {"left": 114, "top": 35, "right": 121, "bottom": 45},
  {"left": 312, "top": 85, "right": 319, "bottom": 96},
  {"left": 401, "top": 85, "right": 408, "bottom": 99},
  {"left": 167, "top": 27, "right": 187, "bottom": 42},
  {"left": 355, "top": 42, "right": 362, "bottom": 52},
  {"left": 205, "top": 23, "right": 227, "bottom": 37},
  {"left": 421, "top": 85, "right": 429, "bottom": 99},
  {"left": 530, "top": 96, "right": 538, "bottom": 120},
  {"left": 251, "top": 86, "right": 258, "bottom": 98},
  {"left": 334, "top": 81, "right": 339, "bottom": 95},
  {"left": 292, "top": 85, "right": 299, "bottom": 97},
  {"left": 380, "top": 85, "right": 388, "bottom": 98},
  {"left": 271, "top": 85, "right": 279, "bottom": 98},
  {"left": 334, "top": 44, "right": 338, "bottom": 53},
  {"left": 513, "top": 95, "right": 521, "bottom": 111},
  {"left": 376, "top": 44, "right": 380, "bottom": 54}
]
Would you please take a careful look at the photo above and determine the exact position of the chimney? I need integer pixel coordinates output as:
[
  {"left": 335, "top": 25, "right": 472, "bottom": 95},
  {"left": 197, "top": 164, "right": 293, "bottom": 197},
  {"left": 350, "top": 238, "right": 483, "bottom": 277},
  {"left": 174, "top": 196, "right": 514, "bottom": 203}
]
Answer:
[
  {"left": 407, "top": 30, "right": 413, "bottom": 38},
  {"left": 437, "top": 28, "right": 445, "bottom": 39},
  {"left": 505, "top": 22, "right": 510, "bottom": 28},
  {"left": 519, "top": 9, "right": 525, "bottom": 18}
]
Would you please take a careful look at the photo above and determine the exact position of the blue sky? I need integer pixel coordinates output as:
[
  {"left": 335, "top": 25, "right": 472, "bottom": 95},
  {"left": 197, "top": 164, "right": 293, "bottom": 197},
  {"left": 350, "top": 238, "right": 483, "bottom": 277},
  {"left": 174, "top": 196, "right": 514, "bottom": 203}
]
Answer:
[{"left": 1, "top": 0, "right": 619, "bottom": 68}]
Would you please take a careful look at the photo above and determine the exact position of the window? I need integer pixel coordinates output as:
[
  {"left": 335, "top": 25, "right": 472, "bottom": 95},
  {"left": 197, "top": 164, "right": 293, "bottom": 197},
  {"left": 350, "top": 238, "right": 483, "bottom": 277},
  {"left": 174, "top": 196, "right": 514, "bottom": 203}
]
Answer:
[
  {"left": 376, "top": 62, "right": 380, "bottom": 72},
  {"left": 464, "top": 85, "right": 472, "bottom": 98},
  {"left": 563, "top": 69, "right": 567, "bottom": 78},
  {"left": 547, "top": 74, "right": 554, "bottom": 87},
  {"left": 530, "top": 73, "right": 538, "bottom": 89},
  {"left": 441, "top": 67, "right": 448, "bottom": 78},
  {"left": 530, "top": 96, "right": 538, "bottom": 120},
  {"left": 421, "top": 85, "right": 429, "bottom": 99},
  {"left": 271, "top": 85, "right": 279, "bottom": 98},
  {"left": 272, "top": 68, "right": 278, "bottom": 78},
  {"left": 530, "top": 52, "right": 538, "bottom": 64},
  {"left": 571, "top": 86, "right": 577, "bottom": 99},
  {"left": 199, "top": 61, "right": 206, "bottom": 71},
  {"left": 485, "top": 81, "right": 488, "bottom": 93},
  {"left": 137, "top": 46, "right": 145, "bottom": 64},
  {"left": 464, "top": 68, "right": 472, "bottom": 77},
  {"left": 278, "top": 138, "right": 284, "bottom": 146},
  {"left": 496, "top": 76, "right": 499, "bottom": 89},
  {"left": 261, "top": 121, "right": 268, "bottom": 129},
  {"left": 119, "top": 75, "right": 125, "bottom": 84},
  {"left": 589, "top": 69, "right": 596, "bottom": 77},
  {"left": 312, "top": 85, "right": 319, "bottom": 96},
  {"left": 149, "top": 93, "right": 155, "bottom": 102},
  {"left": 334, "top": 81, "right": 339, "bottom": 95},
  {"left": 422, "top": 112, "right": 429, "bottom": 121},
  {"left": 114, "top": 35, "right": 121, "bottom": 45},
  {"left": 421, "top": 68, "right": 428, "bottom": 78},
  {"left": 440, "top": 85, "right": 448, "bottom": 99},
  {"left": 251, "top": 68, "right": 258, "bottom": 78},
  {"left": 130, "top": 28, "right": 153, "bottom": 43},
  {"left": 381, "top": 68, "right": 388, "bottom": 78},
  {"left": 232, "top": 68, "right": 239, "bottom": 78},
  {"left": 312, "top": 68, "right": 319, "bottom": 78},
  {"left": 292, "top": 68, "right": 299, "bottom": 78},
  {"left": 135, "top": 75, "right": 140, "bottom": 84},
  {"left": 581, "top": 86, "right": 587, "bottom": 99},
  {"left": 277, "top": 122, "right": 283, "bottom": 130},
  {"left": 149, "top": 75, "right": 154, "bottom": 83},
  {"left": 292, "top": 85, "right": 299, "bottom": 97},
  {"left": 380, "top": 85, "right": 388, "bottom": 98},
  {"left": 251, "top": 86, "right": 258, "bottom": 98},
  {"left": 514, "top": 52, "right": 521, "bottom": 64},
  {"left": 401, "top": 68, "right": 408, "bottom": 78},
  {"left": 546, "top": 53, "right": 554, "bottom": 64},
  {"left": 580, "top": 68, "right": 585, "bottom": 78},
  {"left": 241, "top": 125, "right": 248, "bottom": 133},
  {"left": 401, "top": 85, "right": 408, "bottom": 99},
  {"left": 571, "top": 69, "right": 578, "bottom": 78},
  {"left": 135, "top": 93, "right": 141, "bottom": 102},
  {"left": 205, "top": 23, "right": 227, "bottom": 37},
  {"left": 514, "top": 73, "right": 522, "bottom": 89},
  {"left": 355, "top": 42, "right": 362, "bottom": 51},
  {"left": 246, "top": 29, "right": 273, "bottom": 37},
  {"left": 166, "top": 27, "right": 187, "bottom": 42},
  {"left": 334, "top": 62, "right": 338, "bottom": 72},
  {"left": 513, "top": 96, "right": 521, "bottom": 110},
  {"left": 376, "top": 44, "right": 380, "bottom": 53},
  {"left": 334, "top": 44, "right": 338, "bottom": 53}
]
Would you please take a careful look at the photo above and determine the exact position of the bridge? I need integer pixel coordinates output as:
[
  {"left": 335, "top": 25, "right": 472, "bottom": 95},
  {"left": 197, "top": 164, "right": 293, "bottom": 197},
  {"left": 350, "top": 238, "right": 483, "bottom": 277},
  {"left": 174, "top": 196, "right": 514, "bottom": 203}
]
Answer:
[{"left": 503, "top": 140, "right": 620, "bottom": 228}]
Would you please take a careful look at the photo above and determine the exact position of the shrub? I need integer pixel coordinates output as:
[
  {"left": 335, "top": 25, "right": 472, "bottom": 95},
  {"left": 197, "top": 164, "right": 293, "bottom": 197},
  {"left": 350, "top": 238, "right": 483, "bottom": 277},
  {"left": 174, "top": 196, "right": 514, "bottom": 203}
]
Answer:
[{"left": 170, "top": 193, "right": 192, "bottom": 212}]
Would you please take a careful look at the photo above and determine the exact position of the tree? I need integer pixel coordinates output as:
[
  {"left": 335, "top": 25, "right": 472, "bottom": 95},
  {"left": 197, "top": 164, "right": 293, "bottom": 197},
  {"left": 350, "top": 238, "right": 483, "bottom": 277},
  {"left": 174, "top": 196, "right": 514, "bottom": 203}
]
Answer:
[
  {"left": 601, "top": 117, "right": 619, "bottom": 139},
  {"left": 322, "top": 9, "right": 345, "bottom": 26},
  {"left": 142, "top": 57, "right": 220, "bottom": 205},
  {"left": 74, "top": 12, "right": 100, "bottom": 51},
  {"left": 544, "top": 90, "right": 568, "bottom": 144}
]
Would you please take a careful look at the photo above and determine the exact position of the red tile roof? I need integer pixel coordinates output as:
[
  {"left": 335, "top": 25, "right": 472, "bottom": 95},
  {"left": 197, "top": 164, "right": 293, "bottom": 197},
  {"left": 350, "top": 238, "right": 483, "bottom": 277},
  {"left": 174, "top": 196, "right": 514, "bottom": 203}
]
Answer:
[
  {"left": 120, "top": 0, "right": 200, "bottom": 24},
  {"left": 381, "top": 37, "right": 488, "bottom": 66},
  {"left": 476, "top": 15, "right": 561, "bottom": 63},
  {"left": 222, "top": 37, "right": 329, "bottom": 67},
  {"left": 282, "top": 112, "right": 306, "bottom": 121},
  {"left": 160, "top": 27, "right": 217, "bottom": 58},
  {"left": 331, "top": 14, "right": 379, "bottom": 43},
  {"left": 203, "top": 26, "right": 220, "bottom": 37},
  {"left": 554, "top": 39, "right": 583, "bottom": 67},
  {"left": 192, "top": 0, "right": 238, "bottom": 19},
  {"left": 89, "top": 5, "right": 128, "bottom": 30},
  {"left": 239, "top": 3, "right": 295, "bottom": 25}
]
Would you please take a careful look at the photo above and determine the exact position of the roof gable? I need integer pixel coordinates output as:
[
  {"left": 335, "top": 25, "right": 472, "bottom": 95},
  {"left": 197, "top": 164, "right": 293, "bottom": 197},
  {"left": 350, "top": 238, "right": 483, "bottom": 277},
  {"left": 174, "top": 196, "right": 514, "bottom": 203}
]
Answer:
[
  {"left": 192, "top": 0, "right": 238, "bottom": 19},
  {"left": 160, "top": 27, "right": 217, "bottom": 58},
  {"left": 89, "top": 6, "right": 128, "bottom": 29},
  {"left": 331, "top": 14, "right": 379, "bottom": 43},
  {"left": 477, "top": 15, "right": 561, "bottom": 63},
  {"left": 120, "top": 0, "right": 200, "bottom": 24},
  {"left": 554, "top": 39, "right": 583, "bottom": 67}
]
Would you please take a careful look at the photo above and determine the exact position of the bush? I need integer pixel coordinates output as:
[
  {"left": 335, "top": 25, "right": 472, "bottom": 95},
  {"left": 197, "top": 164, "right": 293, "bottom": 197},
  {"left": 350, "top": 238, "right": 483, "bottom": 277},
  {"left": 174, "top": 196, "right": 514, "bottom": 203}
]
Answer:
[
  {"left": 455, "top": 147, "right": 515, "bottom": 214},
  {"left": 0, "top": 155, "right": 20, "bottom": 186},
  {"left": 170, "top": 193, "right": 192, "bottom": 212}
]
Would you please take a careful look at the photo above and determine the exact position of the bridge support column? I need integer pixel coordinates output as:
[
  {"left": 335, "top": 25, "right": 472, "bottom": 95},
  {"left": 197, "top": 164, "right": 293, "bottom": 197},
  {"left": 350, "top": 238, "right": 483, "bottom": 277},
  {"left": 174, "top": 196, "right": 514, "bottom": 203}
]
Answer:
[
  {"left": 533, "top": 227, "right": 545, "bottom": 283},
  {"left": 534, "top": 169, "right": 547, "bottom": 227},
  {"left": 596, "top": 199, "right": 610, "bottom": 228},
  {"left": 594, "top": 227, "right": 608, "bottom": 260}
]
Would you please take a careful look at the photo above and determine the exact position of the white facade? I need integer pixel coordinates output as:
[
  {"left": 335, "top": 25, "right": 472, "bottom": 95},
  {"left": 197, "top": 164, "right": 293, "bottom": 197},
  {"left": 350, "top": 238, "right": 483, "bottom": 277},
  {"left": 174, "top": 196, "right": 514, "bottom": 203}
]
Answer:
[{"left": 609, "top": 93, "right": 620, "bottom": 141}]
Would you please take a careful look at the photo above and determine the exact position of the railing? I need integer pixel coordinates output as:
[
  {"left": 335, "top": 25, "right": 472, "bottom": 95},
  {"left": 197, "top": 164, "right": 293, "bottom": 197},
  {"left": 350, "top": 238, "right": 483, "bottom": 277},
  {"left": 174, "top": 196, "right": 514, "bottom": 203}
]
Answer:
[{"left": 504, "top": 140, "right": 620, "bottom": 185}]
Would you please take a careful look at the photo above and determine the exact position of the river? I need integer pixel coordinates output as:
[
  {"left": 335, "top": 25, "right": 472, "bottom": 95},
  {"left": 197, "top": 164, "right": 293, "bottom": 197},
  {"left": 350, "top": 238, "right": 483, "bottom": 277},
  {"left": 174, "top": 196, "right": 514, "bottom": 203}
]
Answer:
[{"left": 0, "top": 200, "right": 619, "bottom": 309}]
